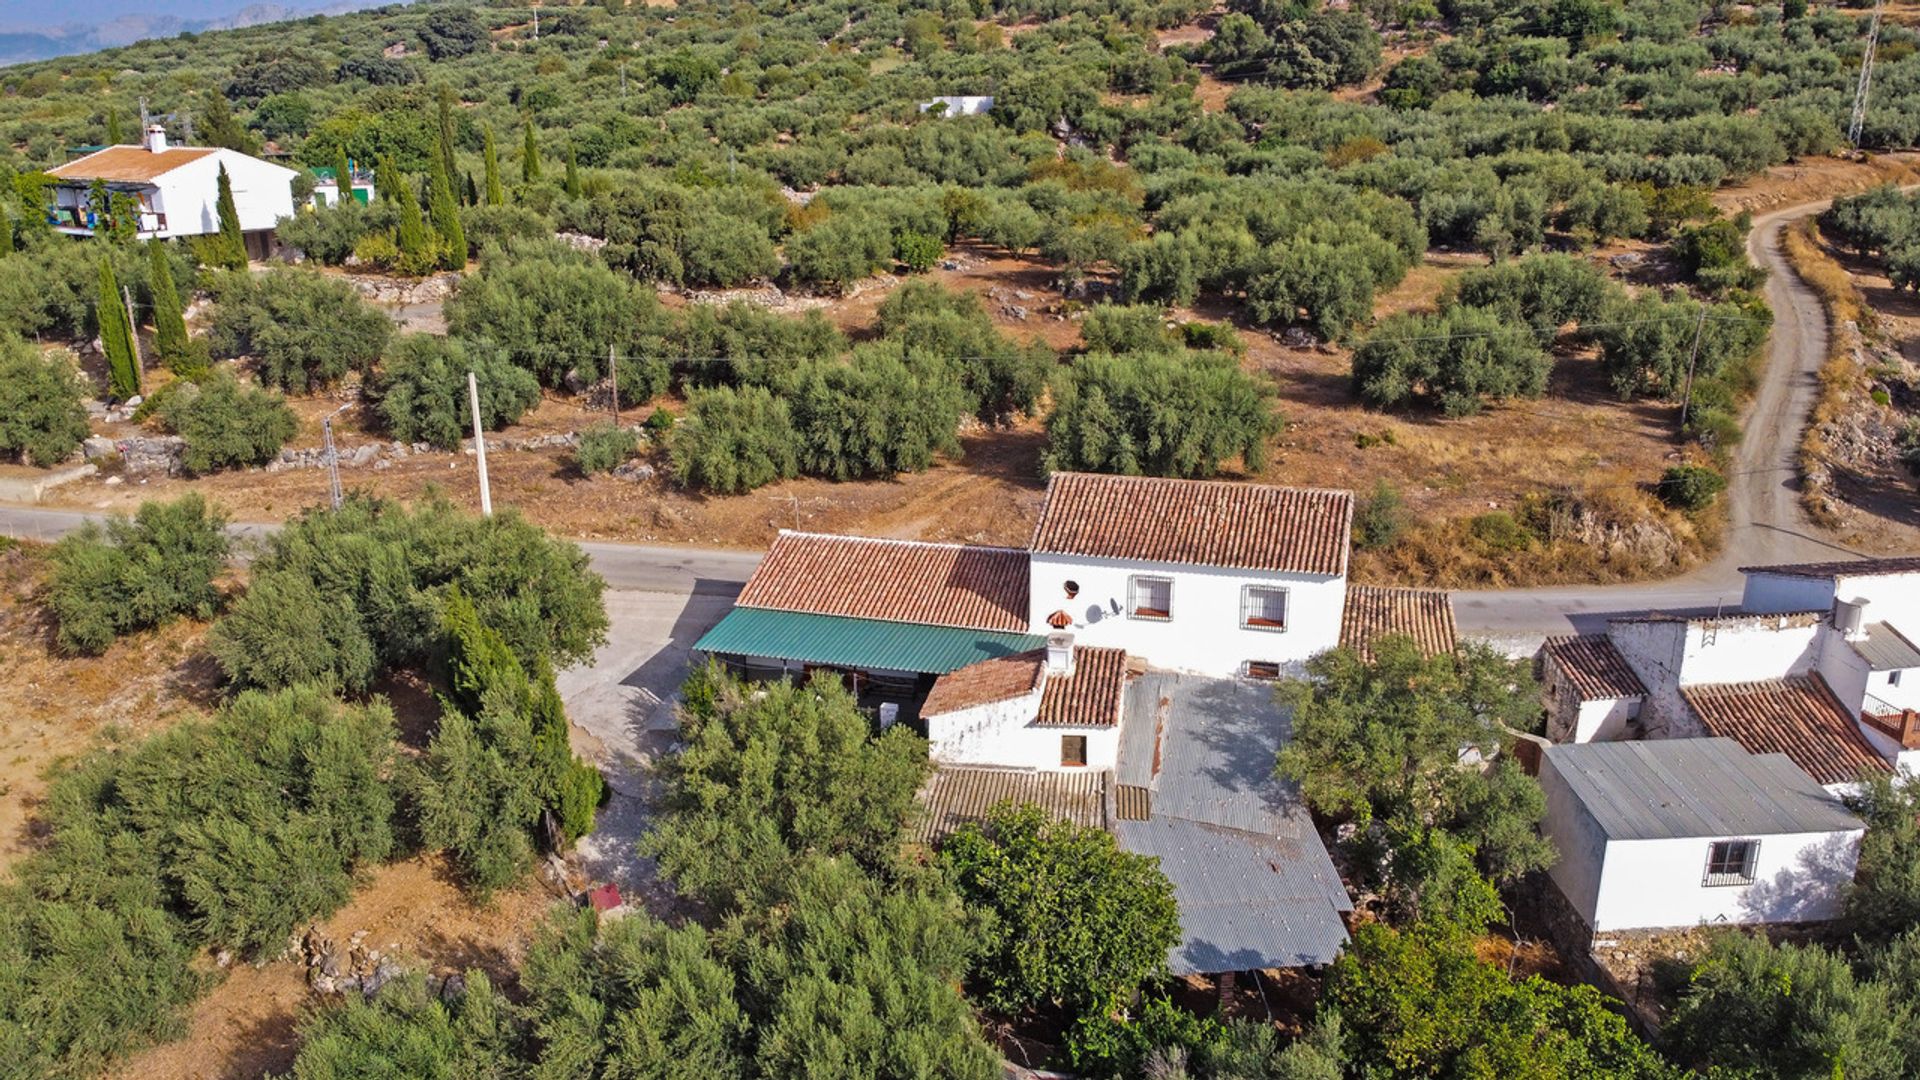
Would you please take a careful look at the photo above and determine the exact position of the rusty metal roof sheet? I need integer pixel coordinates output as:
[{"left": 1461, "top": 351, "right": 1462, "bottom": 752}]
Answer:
[
  {"left": 1341, "top": 585, "right": 1458, "bottom": 660},
  {"left": 1542, "top": 634, "right": 1648, "bottom": 701},
  {"left": 1682, "top": 676, "right": 1891, "bottom": 786},
  {"left": 1030, "top": 473, "right": 1353, "bottom": 577},
  {"left": 913, "top": 766, "right": 1105, "bottom": 844},
  {"left": 735, "top": 531, "right": 1030, "bottom": 632}
]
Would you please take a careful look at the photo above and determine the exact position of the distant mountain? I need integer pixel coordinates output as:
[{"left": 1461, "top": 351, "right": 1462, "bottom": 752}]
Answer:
[{"left": 0, "top": 1, "right": 407, "bottom": 66}]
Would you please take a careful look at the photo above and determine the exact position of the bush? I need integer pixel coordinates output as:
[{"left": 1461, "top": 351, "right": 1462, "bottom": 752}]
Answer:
[
  {"left": 1450, "top": 254, "right": 1618, "bottom": 345},
  {"left": 207, "top": 269, "right": 391, "bottom": 392},
  {"left": 1594, "top": 292, "right": 1771, "bottom": 401},
  {"left": 643, "top": 407, "right": 675, "bottom": 435},
  {"left": 0, "top": 337, "right": 89, "bottom": 466},
  {"left": 1352, "top": 305, "right": 1550, "bottom": 416},
  {"left": 46, "top": 495, "right": 230, "bottom": 655},
  {"left": 368, "top": 334, "right": 541, "bottom": 449},
  {"left": 574, "top": 421, "right": 638, "bottom": 475},
  {"left": 871, "top": 282, "right": 1051, "bottom": 424},
  {"left": 895, "top": 230, "right": 943, "bottom": 272},
  {"left": 1045, "top": 352, "right": 1281, "bottom": 478},
  {"left": 1080, "top": 303, "right": 1176, "bottom": 354},
  {"left": 208, "top": 494, "right": 607, "bottom": 692},
  {"left": 669, "top": 384, "right": 800, "bottom": 494},
  {"left": 1353, "top": 479, "right": 1410, "bottom": 550},
  {"left": 155, "top": 372, "right": 299, "bottom": 474},
  {"left": 1657, "top": 465, "right": 1727, "bottom": 511}
]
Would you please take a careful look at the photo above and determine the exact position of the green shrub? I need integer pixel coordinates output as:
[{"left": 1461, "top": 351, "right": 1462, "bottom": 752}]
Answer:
[
  {"left": 643, "top": 407, "right": 675, "bottom": 435},
  {"left": 1354, "top": 479, "right": 1410, "bottom": 550},
  {"left": 207, "top": 269, "right": 390, "bottom": 392},
  {"left": 0, "top": 337, "right": 89, "bottom": 467},
  {"left": 1080, "top": 303, "right": 1176, "bottom": 354},
  {"left": 155, "top": 371, "right": 298, "bottom": 474},
  {"left": 575, "top": 421, "right": 638, "bottom": 475},
  {"left": 1467, "top": 510, "right": 1535, "bottom": 554},
  {"left": 1657, "top": 465, "right": 1728, "bottom": 511},
  {"left": 669, "top": 385, "right": 800, "bottom": 494},
  {"left": 895, "top": 230, "right": 943, "bottom": 273},
  {"left": 1045, "top": 352, "right": 1281, "bottom": 478},
  {"left": 368, "top": 334, "right": 541, "bottom": 449},
  {"left": 46, "top": 495, "right": 230, "bottom": 655},
  {"left": 1352, "top": 305, "right": 1550, "bottom": 416}
]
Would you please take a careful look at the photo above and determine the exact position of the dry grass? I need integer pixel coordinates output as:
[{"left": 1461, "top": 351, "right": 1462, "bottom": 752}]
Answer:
[{"left": 1783, "top": 217, "right": 1873, "bottom": 529}]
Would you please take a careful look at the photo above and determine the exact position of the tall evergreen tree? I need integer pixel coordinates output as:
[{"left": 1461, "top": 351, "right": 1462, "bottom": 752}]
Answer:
[
  {"left": 463, "top": 171, "right": 477, "bottom": 207},
  {"left": 384, "top": 158, "right": 432, "bottom": 269},
  {"left": 563, "top": 142, "right": 582, "bottom": 198},
  {"left": 483, "top": 128, "right": 504, "bottom": 206},
  {"left": 198, "top": 89, "right": 258, "bottom": 154},
  {"left": 97, "top": 256, "right": 141, "bottom": 399},
  {"left": 0, "top": 209, "right": 13, "bottom": 255},
  {"left": 332, "top": 144, "right": 354, "bottom": 204},
  {"left": 106, "top": 103, "right": 125, "bottom": 145},
  {"left": 146, "top": 240, "right": 190, "bottom": 367},
  {"left": 520, "top": 119, "right": 541, "bottom": 183},
  {"left": 428, "top": 158, "right": 467, "bottom": 271},
  {"left": 435, "top": 84, "right": 459, "bottom": 190},
  {"left": 213, "top": 164, "right": 247, "bottom": 269}
]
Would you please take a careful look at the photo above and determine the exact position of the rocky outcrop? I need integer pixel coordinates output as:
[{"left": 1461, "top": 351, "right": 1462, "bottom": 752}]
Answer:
[{"left": 343, "top": 272, "right": 460, "bottom": 306}]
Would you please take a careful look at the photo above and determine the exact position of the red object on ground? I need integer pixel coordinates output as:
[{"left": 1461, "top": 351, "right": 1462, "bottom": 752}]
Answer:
[{"left": 587, "top": 883, "right": 622, "bottom": 912}]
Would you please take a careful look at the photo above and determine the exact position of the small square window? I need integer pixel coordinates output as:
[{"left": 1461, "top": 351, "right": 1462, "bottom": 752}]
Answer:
[
  {"left": 1704, "top": 840, "right": 1758, "bottom": 886},
  {"left": 1246, "top": 661, "right": 1282, "bottom": 680},
  {"left": 1891, "top": 670, "right": 1904, "bottom": 687},
  {"left": 1128, "top": 575, "right": 1173, "bottom": 620},
  {"left": 1241, "top": 586, "right": 1288, "bottom": 631},
  {"left": 1061, "top": 735, "right": 1088, "bottom": 767}
]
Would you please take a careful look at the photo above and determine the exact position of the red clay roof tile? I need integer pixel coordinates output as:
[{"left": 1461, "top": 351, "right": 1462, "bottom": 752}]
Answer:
[
  {"left": 49, "top": 145, "right": 219, "bottom": 183},
  {"left": 1035, "top": 646, "right": 1129, "bottom": 728},
  {"left": 735, "top": 531, "right": 1030, "bottom": 632},
  {"left": 1030, "top": 473, "right": 1353, "bottom": 577},
  {"left": 921, "top": 652, "right": 1044, "bottom": 717},
  {"left": 1682, "top": 676, "right": 1890, "bottom": 786},
  {"left": 1542, "top": 634, "right": 1647, "bottom": 701},
  {"left": 1342, "top": 585, "right": 1458, "bottom": 660}
]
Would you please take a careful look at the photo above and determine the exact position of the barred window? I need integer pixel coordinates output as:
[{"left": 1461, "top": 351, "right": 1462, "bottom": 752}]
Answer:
[
  {"left": 1704, "top": 840, "right": 1758, "bottom": 886},
  {"left": 1241, "top": 586, "right": 1288, "bottom": 631},
  {"left": 1128, "top": 575, "right": 1172, "bottom": 620}
]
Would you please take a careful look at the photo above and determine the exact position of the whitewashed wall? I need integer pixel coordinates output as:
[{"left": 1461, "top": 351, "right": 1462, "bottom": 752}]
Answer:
[
  {"left": 1590, "top": 830, "right": 1862, "bottom": 931},
  {"left": 925, "top": 691, "right": 1119, "bottom": 771},
  {"left": 153, "top": 149, "right": 297, "bottom": 238},
  {"left": 1540, "top": 755, "right": 1608, "bottom": 926},
  {"left": 1026, "top": 552, "right": 1344, "bottom": 678},
  {"left": 1742, "top": 572, "right": 1840, "bottom": 614}
]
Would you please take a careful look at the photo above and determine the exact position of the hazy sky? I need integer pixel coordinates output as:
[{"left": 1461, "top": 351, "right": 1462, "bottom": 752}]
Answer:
[{"left": 0, "top": 0, "right": 395, "bottom": 31}]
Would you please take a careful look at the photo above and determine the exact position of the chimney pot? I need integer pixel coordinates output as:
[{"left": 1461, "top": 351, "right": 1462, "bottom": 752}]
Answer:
[
  {"left": 145, "top": 124, "right": 167, "bottom": 154},
  {"left": 1045, "top": 632, "right": 1075, "bottom": 676}
]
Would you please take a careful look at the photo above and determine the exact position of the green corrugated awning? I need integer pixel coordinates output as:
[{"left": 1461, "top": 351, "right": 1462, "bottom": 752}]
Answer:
[{"left": 694, "top": 607, "right": 1046, "bottom": 675}]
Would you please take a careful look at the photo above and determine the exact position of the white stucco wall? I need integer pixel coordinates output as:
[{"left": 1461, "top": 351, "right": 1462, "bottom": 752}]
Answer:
[
  {"left": 1742, "top": 572, "right": 1839, "bottom": 614},
  {"left": 926, "top": 692, "right": 1118, "bottom": 770},
  {"left": 1540, "top": 755, "right": 1607, "bottom": 926},
  {"left": 1606, "top": 620, "right": 1693, "bottom": 739},
  {"left": 1026, "top": 552, "right": 1343, "bottom": 678},
  {"left": 1835, "top": 572, "right": 1920, "bottom": 621},
  {"left": 151, "top": 150, "right": 297, "bottom": 238},
  {"left": 1575, "top": 698, "right": 1640, "bottom": 742},
  {"left": 1675, "top": 617, "right": 1822, "bottom": 686},
  {"left": 1590, "top": 830, "right": 1863, "bottom": 932}
]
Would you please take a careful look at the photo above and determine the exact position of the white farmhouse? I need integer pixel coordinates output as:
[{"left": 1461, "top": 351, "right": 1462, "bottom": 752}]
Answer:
[
  {"left": 918, "top": 95, "right": 994, "bottom": 116},
  {"left": 1539, "top": 738, "right": 1864, "bottom": 935},
  {"left": 46, "top": 125, "right": 297, "bottom": 259},
  {"left": 1537, "top": 556, "right": 1920, "bottom": 791}
]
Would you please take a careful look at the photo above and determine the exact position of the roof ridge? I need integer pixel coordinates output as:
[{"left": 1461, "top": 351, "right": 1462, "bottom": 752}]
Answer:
[
  {"left": 1044, "top": 470, "right": 1357, "bottom": 499},
  {"left": 773, "top": 529, "right": 1029, "bottom": 555}
]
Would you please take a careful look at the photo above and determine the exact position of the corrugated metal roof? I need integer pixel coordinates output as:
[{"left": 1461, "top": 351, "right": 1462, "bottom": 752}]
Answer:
[
  {"left": 1117, "top": 674, "right": 1307, "bottom": 838},
  {"left": 694, "top": 607, "right": 1046, "bottom": 675},
  {"left": 1030, "top": 473, "right": 1354, "bottom": 577},
  {"left": 1543, "top": 738, "right": 1863, "bottom": 841},
  {"left": 736, "top": 531, "right": 1031, "bottom": 632},
  {"left": 914, "top": 767, "right": 1105, "bottom": 844},
  {"left": 1116, "top": 818, "right": 1350, "bottom": 974},
  {"left": 1851, "top": 622, "right": 1920, "bottom": 672},
  {"left": 1542, "top": 635, "right": 1648, "bottom": 700}
]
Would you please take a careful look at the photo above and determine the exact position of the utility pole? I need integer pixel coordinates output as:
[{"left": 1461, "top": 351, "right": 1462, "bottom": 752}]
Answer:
[
  {"left": 138, "top": 96, "right": 150, "bottom": 129},
  {"left": 620, "top": 62, "right": 627, "bottom": 98},
  {"left": 1679, "top": 305, "right": 1708, "bottom": 428},
  {"left": 321, "top": 398, "right": 354, "bottom": 511},
  {"left": 532, "top": 7, "right": 539, "bottom": 41},
  {"left": 468, "top": 370, "right": 493, "bottom": 516},
  {"left": 1849, "top": 0, "right": 1884, "bottom": 147},
  {"left": 120, "top": 285, "right": 144, "bottom": 381},
  {"left": 608, "top": 344, "right": 620, "bottom": 425}
]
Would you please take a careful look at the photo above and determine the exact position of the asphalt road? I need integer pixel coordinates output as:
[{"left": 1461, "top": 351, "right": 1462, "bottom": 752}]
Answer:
[{"left": 0, "top": 192, "right": 1889, "bottom": 645}]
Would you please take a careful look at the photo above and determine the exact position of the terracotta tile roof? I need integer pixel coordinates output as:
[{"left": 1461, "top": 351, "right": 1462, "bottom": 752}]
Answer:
[
  {"left": 49, "top": 145, "right": 218, "bottom": 183},
  {"left": 1030, "top": 473, "right": 1353, "bottom": 577},
  {"left": 1682, "top": 676, "right": 1891, "bottom": 786},
  {"left": 1341, "top": 585, "right": 1457, "bottom": 659},
  {"left": 921, "top": 652, "right": 1043, "bottom": 717},
  {"left": 1035, "top": 646, "right": 1130, "bottom": 728},
  {"left": 1740, "top": 556, "right": 1920, "bottom": 579},
  {"left": 735, "top": 531, "right": 1029, "bottom": 632},
  {"left": 914, "top": 766, "right": 1106, "bottom": 844},
  {"left": 1542, "top": 634, "right": 1647, "bottom": 700}
]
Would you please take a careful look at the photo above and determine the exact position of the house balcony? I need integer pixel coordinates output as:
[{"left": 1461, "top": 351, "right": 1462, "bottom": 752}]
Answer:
[{"left": 49, "top": 206, "right": 166, "bottom": 237}]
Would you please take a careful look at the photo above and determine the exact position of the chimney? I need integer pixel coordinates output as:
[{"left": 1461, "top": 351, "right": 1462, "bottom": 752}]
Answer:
[
  {"left": 1045, "top": 632, "right": 1075, "bottom": 677},
  {"left": 145, "top": 124, "right": 167, "bottom": 153},
  {"left": 1833, "top": 597, "right": 1870, "bottom": 641}
]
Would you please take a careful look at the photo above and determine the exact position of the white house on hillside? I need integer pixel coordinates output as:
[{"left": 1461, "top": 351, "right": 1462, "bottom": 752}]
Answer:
[
  {"left": 1538, "top": 557, "right": 1920, "bottom": 792},
  {"left": 1539, "top": 738, "right": 1864, "bottom": 935},
  {"left": 47, "top": 125, "right": 297, "bottom": 259}
]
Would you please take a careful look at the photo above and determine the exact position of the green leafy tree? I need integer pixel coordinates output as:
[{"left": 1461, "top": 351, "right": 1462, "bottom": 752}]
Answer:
[
  {"left": 482, "top": 128, "right": 504, "bottom": 206},
  {"left": 208, "top": 268, "right": 390, "bottom": 391},
  {"left": 367, "top": 334, "right": 540, "bottom": 449},
  {"left": 145, "top": 239, "right": 190, "bottom": 367},
  {"left": 1351, "top": 305, "right": 1549, "bottom": 417},
  {"left": 872, "top": 281, "right": 1051, "bottom": 424},
  {"left": 940, "top": 802, "right": 1179, "bottom": 1016},
  {"left": 520, "top": 119, "right": 540, "bottom": 183},
  {"left": 639, "top": 666, "right": 931, "bottom": 911},
  {"left": 0, "top": 338, "right": 90, "bottom": 466},
  {"left": 445, "top": 242, "right": 669, "bottom": 391},
  {"left": 563, "top": 142, "right": 582, "bottom": 198},
  {"left": 47, "top": 495, "right": 231, "bottom": 655},
  {"left": 1846, "top": 774, "right": 1920, "bottom": 945},
  {"left": 1044, "top": 352, "right": 1280, "bottom": 478},
  {"left": 669, "top": 384, "right": 800, "bottom": 494},
  {"left": 286, "top": 970, "right": 521, "bottom": 1079},
  {"left": 385, "top": 159, "right": 434, "bottom": 271},
  {"left": 97, "top": 255, "right": 141, "bottom": 399},
  {"left": 198, "top": 89, "right": 259, "bottom": 154},
  {"left": 332, "top": 144, "right": 355, "bottom": 204},
  {"left": 154, "top": 371, "right": 298, "bottom": 474},
  {"left": 212, "top": 164, "right": 248, "bottom": 270}
]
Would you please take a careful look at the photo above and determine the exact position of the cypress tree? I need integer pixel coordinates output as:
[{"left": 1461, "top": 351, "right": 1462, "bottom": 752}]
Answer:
[
  {"left": 97, "top": 256, "right": 141, "bottom": 399},
  {"left": 387, "top": 158, "right": 431, "bottom": 267},
  {"left": 464, "top": 171, "right": 477, "bottom": 207},
  {"left": 520, "top": 119, "right": 541, "bottom": 183},
  {"left": 435, "top": 84, "right": 458, "bottom": 188},
  {"left": 147, "top": 240, "right": 190, "bottom": 366},
  {"left": 332, "top": 144, "right": 354, "bottom": 204},
  {"left": 0, "top": 210, "right": 12, "bottom": 255},
  {"left": 199, "top": 89, "right": 258, "bottom": 155},
  {"left": 428, "top": 158, "right": 466, "bottom": 271},
  {"left": 213, "top": 164, "right": 247, "bottom": 269},
  {"left": 483, "top": 128, "right": 504, "bottom": 205},
  {"left": 563, "top": 142, "right": 581, "bottom": 198},
  {"left": 106, "top": 103, "right": 125, "bottom": 145}
]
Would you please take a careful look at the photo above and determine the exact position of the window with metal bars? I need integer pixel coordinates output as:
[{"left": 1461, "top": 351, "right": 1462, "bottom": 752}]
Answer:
[
  {"left": 1703, "top": 840, "right": 1758, "bottom": 886},
  {"left": 1241, "top": 586, "right": 1288, "bottom": 631},
  {"left": 1127, "top": 575, "right": 1172, "bottom": 620}
]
